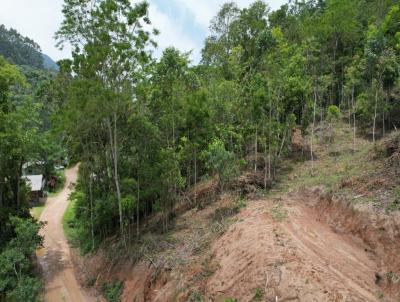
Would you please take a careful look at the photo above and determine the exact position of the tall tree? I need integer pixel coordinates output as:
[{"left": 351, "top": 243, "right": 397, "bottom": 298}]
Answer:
[{"left": 56, "top": 0, "right": 156, "bottom": 242}]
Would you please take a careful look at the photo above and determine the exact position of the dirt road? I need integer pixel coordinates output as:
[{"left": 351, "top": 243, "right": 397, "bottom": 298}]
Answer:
[{"left": 37, "top": 165, "right": 99, "bottom": 302}]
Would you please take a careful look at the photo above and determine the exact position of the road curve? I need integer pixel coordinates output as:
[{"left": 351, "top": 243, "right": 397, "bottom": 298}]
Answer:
[{"left": 36, "top": 165, "right": 99, "bottom": 302}]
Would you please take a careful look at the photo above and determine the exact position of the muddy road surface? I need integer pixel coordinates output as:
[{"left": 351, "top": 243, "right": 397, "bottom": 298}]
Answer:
[{"left": 37, "top": 165, "right": 100, "bottom": 302}]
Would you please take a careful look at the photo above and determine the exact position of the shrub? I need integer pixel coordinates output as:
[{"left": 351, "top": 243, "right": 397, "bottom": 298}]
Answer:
[
  {"left": 202, "top": 139, "right": 239, "bottom": 191},
  {"left": 327, "top": 105, "right": 340, "bottom": 122},
  {"left": 103, "top": 281, "right": 124, "bottom": 302},
  {"left": 0, "top": 217, "right": 43, "bottom": 301}
]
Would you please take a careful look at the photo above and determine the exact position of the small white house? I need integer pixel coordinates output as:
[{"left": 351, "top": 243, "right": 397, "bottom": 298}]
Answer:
[{"left": 24, "top": 175, "right": 45, "bottom": 201}]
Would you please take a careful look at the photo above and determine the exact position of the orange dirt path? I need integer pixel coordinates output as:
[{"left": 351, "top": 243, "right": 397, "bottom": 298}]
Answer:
[{"left": 36, "top": 165, "right": 100, "bottom": 302}]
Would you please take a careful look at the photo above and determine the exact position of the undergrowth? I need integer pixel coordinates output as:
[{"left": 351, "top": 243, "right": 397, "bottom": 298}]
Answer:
[
  {"left": 103, "top": 281, "right": 124, "bottom": 302},
  {"left": 63, "top": 196, "right": 80, "bottom": 247}
]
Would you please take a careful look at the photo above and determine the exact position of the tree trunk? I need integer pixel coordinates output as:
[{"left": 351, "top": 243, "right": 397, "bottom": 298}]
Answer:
[
  {"left": 107, "top": 114, "right": 125, "bottom": 245},
  {"left": 263, "top": 125, "right": 267, "bottom": 190},
  {"left": 351, "top": 85, "right": 356, "bottom": 151},
  {"left": 136, "top": 175, "right": 140, "bottom": 237},
  {"left": 311, "top": 87, "right": 317, "bottom": 174},
  {"left": 268, "top": 95, "right": 272, "bottom": 180},
  {"left": 373, "top": 86, "right": 378, "bottom": 144},
  {"left": 16, "top": 161, "right": 22, "bottom": 207},
  {"left": 194, "top": 149, "right": 197, "bottom": 202},
  {"left": 254, "top": 126, "right": 258, "bottom": 172},
  {"left": 0, "top": 182, "right": 3, "bottom": 207},
  {"left": 383, "top": 92, "right": 388, "bottom": 137},
  {"left": 89, "top": 176, "right": 95, "bottom": 251}
]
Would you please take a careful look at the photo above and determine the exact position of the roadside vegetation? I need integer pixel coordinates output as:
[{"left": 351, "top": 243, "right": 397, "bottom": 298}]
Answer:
[
  {"left": 63, "top": 193, "right": 80, "bottom": 247},
  {"left": 30, "top": 201, "right": 45, "bottom": 220}
]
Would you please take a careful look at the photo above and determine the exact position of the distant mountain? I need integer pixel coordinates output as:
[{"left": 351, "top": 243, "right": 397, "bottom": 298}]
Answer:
[
  {"left": 0, "top": 24, "right": 59, "bottom": 71},
  {"left": 0, "top": 24, "right": 43, "bottom": 68},
  {"left": 42, "top": 53, "right": 59, "bottom": 71}
]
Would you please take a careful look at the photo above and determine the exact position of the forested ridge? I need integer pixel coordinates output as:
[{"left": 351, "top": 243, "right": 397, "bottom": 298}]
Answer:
[
  {"left": 0, "top": 27, "right": 64, "bottom": 302},
  {"left": 1, "top": 0, "right": 400, "bottom": 301},
  {"left": 55, "top": 0, "right": 400, "bottom": 249},
  {"left": 0, "top": 25, "right": 58, "bottom": 71}
]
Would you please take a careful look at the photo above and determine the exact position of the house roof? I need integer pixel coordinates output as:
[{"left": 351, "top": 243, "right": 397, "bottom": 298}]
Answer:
[
  {"left": 22, "top": 161, "right": 45, "bottom": 170},
  {"left": 24, "top": 175, "right": 45, "bottom": 192}
]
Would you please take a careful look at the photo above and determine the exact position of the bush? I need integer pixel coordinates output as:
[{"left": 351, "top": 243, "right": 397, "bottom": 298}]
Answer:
[
  {"left": 0, "top": 217, "right": 43, "bottom": 301},
  {"left": 327, "top": 105, "right": 340, "bottom": 122},
  {"left": 103, "top": 281, "right": 124, "bottom": 302},
  {"left": 202, "top": 139, "right": 239, "bottom": 191}
]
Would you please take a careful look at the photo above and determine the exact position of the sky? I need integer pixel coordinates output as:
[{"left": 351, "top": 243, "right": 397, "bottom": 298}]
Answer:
[{"left": 0, "top": 0, "right": 287, "bottom": 64}]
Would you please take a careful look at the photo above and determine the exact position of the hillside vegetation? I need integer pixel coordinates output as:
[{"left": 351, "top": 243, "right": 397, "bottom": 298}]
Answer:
[
  {"left": 55, "top": 0, "right": 400, "bottom": 253},
  {"left": 71, "top": 121, "right": 400, "bottom": 301}
]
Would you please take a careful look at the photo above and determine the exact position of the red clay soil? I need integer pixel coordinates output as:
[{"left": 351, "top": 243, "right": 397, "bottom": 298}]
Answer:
[
  {"left": 72, "top": 187, "right": 400, "bottom": 302},
  {"left": 206, "top": 188, "right": 399, "bottom": 302}
]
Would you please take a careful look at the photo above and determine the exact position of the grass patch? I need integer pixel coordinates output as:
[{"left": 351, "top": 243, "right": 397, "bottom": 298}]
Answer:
[
  {"left": 187, "top": 291, "right": 204, "bottom": 302},
  {"left": 235, "top": 196, "right": 247, "bottom": 209},
  {"left": 275, "top": 122, "right": 378, "bottom": 195},
  {"left": 62, "top": 196, "right": 79, "bottom": 246},
  {"left": 252, "top": 288, "right": 264, "bottom": 301},
  {"left": 30, "top": 201, "right": 45, "bottom": 220},
  {"left": 103, "top": 281, "right": 124, "bottom": 302},
  {"left": 271, "top": 202, "right": 288, "bottom": 222}
]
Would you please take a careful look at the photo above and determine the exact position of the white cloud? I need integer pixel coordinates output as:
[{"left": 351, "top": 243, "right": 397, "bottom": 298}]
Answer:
[
  {"left": 173, "top": 0, "right": 287, "bottom": 29},
  {"left": 0, "top": 0, "right": 288, "bottom": 63},
  {"left": 0, "top": 0, "right": 70, "bottom": 61},
  {"left": 148, "top": 3, "right": 201, "bottom": 62}
]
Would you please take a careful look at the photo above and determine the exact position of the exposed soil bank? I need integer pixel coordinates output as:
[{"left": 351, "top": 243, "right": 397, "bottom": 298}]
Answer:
[{"left": 77, "top": 187, "right": 400, "bottom": 302}]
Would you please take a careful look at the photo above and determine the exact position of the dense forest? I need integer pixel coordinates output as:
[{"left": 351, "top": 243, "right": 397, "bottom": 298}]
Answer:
[
  {"left": 0, "top": 26, "right": 64, "bottom": 301},
  {"left": 1, "top": 0, "right": 400, "bottom": 300},
  {"left": 55, "top": 0, "right": 400, "bottom": 250}
]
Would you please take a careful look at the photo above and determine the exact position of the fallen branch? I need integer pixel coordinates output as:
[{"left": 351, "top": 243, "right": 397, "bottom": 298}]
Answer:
[{"left": 264, "top": 271, "right": 269, "bottom": 295}]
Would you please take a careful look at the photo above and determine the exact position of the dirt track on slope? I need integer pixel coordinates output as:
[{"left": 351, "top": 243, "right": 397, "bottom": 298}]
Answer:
[
  {"left": 206, "top": 190, "right": 390, "bottom": 302},
  {"left": 36, "top": 165, "right": 101, "bottom": 302}
]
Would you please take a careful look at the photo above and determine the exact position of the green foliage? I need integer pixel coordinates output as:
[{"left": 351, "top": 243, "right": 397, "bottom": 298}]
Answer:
[
  {"left": 252, "top": 288, "right": 264, "bottom": 300},
  {"left": 235, "top": 196, "right": 247, "bottom": 209},
  {"left": 103, "top": 281, "right": 124, "bottom": 302},
  {"left": 47, "top": 0, "right": 400, "bottom": 251},
  {"left": 48, "top": 170, "right": 66, "bottom": 195},
  {"left": 63, "top": 194, "right": 79, "bottom": 246},
  {"left": 202, "top": 139, "right": 238, "bottom": 190},
  {"left": 0, "top": 217, "right": 43, "bottom": 301},
  {"left": 0, "top": 27, "right": 56, "bottom": 301},
  {"left": 327, "top": 105, "right": 340, "bottom": 121},
  {"left": 0, "top": 25, "right": 43, "bottom": 69}
]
